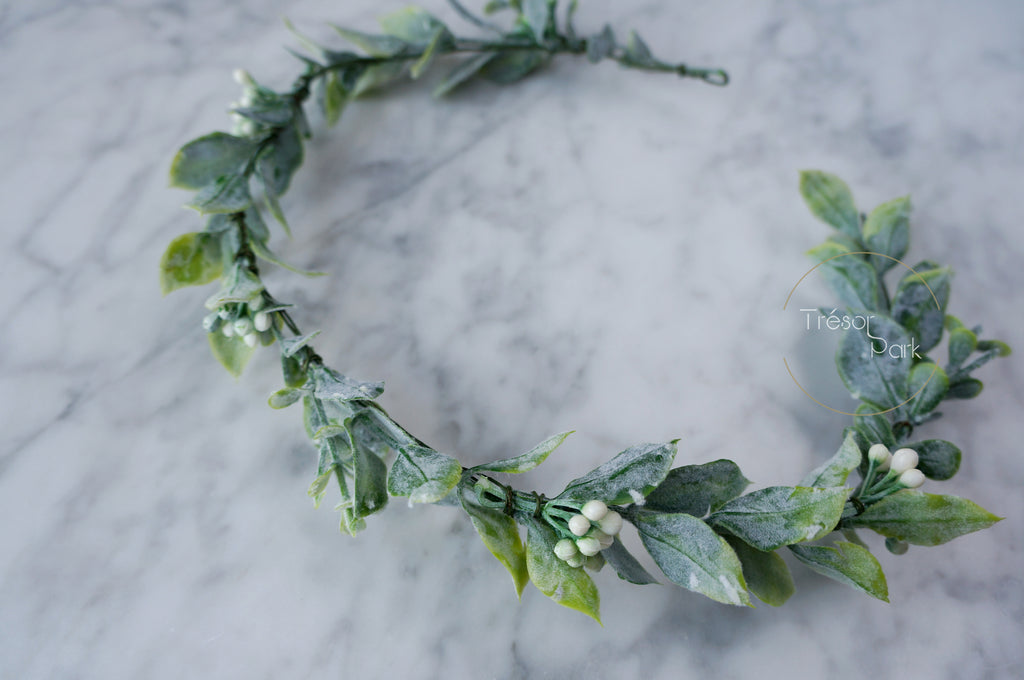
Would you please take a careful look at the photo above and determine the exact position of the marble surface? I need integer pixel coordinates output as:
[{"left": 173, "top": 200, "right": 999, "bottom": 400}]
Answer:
[{"left": 2, "top": 0, "right": 1023, "bottom": 678}]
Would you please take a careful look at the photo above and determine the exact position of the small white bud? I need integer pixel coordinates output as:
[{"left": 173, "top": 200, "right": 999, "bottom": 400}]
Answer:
[
  {"left": 243, "top": 332, "right": 259, "bottom": 348},
  {"left": 233, "top": 68, "right": 255, "bottom": 87},
  {"left": 222, "top": 323, "right": 235, "bottom": 337},
  {"left": 868, "top": 443, "right": 891, "bottom": 469},
  {"left": 565, "top": 554, "right": 586, "bottom": 568},
  {"left": 591, "top": 529, "right": 614, "bottom": 550},
  {"left": 249, "top": 296, "right": 265, "bottom": 312},
  {"left": 202, "top": 313, "right": 219, "bottom": 332},
  {"left": 553, "top": 538, "right": 578, "bottom": 561},
  {"left": 597, "top": 510, "right": 623, "bottom": 536},
  {"left": 890, "top": 448, "right": 919, "bottom": 475},
  {"left": 576, "top": 536, "right": 601, "bottom": 557},
  {"left": 253, "top": 311, "right": 272, "bottom": 332},
  {"left": 233, "top": 317, "right": 252, "bottom": 335},
  {"left": 568, "top": 514, "right": 591, "bottom": 537},
  {"left": 218, "top": 307, "right": 232, "bottom": 320},
  {"left": 898, "top": 468, "right": 925, "bottom": 489},
  {"left": 581, "top": 500, "right": 608, "bottom": 522}
]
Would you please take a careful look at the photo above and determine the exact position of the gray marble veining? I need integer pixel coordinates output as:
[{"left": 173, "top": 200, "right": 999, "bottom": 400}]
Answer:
[{"left": 2, "top": 1, "right": 1022, "bottom": 678}]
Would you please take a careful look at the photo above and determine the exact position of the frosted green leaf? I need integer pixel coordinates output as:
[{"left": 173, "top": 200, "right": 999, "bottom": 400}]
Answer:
[
  {"left": 644, "top": 460, "right": 750, "bottom": 517},
  {"left": 725, "top": 536, "right": 794, "bottom": 607},
  {"left": 409, "top": 28, "right": 447, "bottom": 79},
  {"left": 311, "top": 364, "right": 384, "bottom": 401},
  {"left": 250, "top": 239, "right": 325, "bottom": 277},
  {"left": 799, "top": 170, "right": 860, "bottom": 240},
  {"left": 708, "top": 486, "right": 848, "bottom": 552},
  {"left": 268, "top": 387, "right": 303, "bottom": 409},
  {"left": 204, "top": 262, "right": 264, "bottom": 309},
  {"left": 524, "top": 517, "right": 601, "bottom": 622},
  {"left": 258, "top": 124, "right": 304, "bottom": 196},
  {"left": 905, "top": 439, "right": 961, "bottom": 481},
  {"left": 388, "top": 445, "right": 461, "bottom": 503},
  {"left": 159, "top": 232, "right": 222, "bottom": 294},
  {"left": 379, "top": 6, "right": 451, "bottom": 46},
  {"left": 800, "top": 432, "right": 862, "bottom": 488},
  {"left": 280, "top": 330, "right": 321, "bottom": 357},
  {"left": 330, "top": 24, "right": 409, "bottom": 56},
  {"left": 862, "top": 195, "right": 910, "bottom": 273},
  {"left": 481, "top": 49, "right": 548, "bottom": 83},
  {"left": 522, "top": 0, "right": 550, "bottom": 43},
  {"left": 169, "top": 132, "right": 257, "bottom": 190},
  {"left": 433, "top": 53, "right": 497, "bottom": 97},
  {"left": 462, "top": 493, "right": 529, "bottom": 597},
  {"left": 187, "top": 174, "right": 252, "bottom": 214},
  {"left": 807, "top": 241, "right": 882, "bottom": 312},
  {"left": 472, "top": 431, "right": 572, "bottom": 474},
  {"left": 905, "top": 362, "right": 948, "bottom": 418},
  {"left": 947, "top": 328, "right": 977, "bottom": 368},
  {"left": 836, "top": 313, "right": 912, "bottom": 409},
  {"left": 602, "top": 537, "right": 658, "bottom": 585},
  {"left": 848, "top": 490, "right": 1002, "bottom": 546},
  {"left": 891, "top": 262, "right": 951, "bottom": 353},
  {"left": 555, "top": 440, "right": 677, "bottom": 506},
  {"left": 789, "top": 541, "right": 888, "bottom": 601},
  {"left": 351, "top": 434, "right": 388, "bottom": 519},
  {"left": 208, "top": 330, "right": 256, "bottom": 377}
]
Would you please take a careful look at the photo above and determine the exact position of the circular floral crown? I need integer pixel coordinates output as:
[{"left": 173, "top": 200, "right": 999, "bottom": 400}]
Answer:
[{"left": 160, "top": 0, "right": 1009, "bottom": 622}]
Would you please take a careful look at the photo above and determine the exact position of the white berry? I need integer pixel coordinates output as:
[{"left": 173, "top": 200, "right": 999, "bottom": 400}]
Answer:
[
  {"left": 592, "top": 530, "right": 614, "bottom": 549},
  {"left": 868, "top": 443, "right": 891, "bottom": 469},
  {"left": 243, "top": 332, "right": 259, "bottom": 348},
  {"left": 576, "top": 537, "right": 601, "bottom": 556},
  {"left": 234, "top": 317, "right": 252, "bottom": 335},
  {"left": 249, "top": 296, "right": 265, "bottom": 312},
  {"left": 222, "top": 324, "right": 235, "bottom": 337},
  {"left": 597, "top": 510, "right": 623, "bottom": 536},
  {"left": 581, "top": 500, "right": 608, "bottom": 522},
  {"left": 553, "top": 538, "right": 578, "bottom": 561},
  {"left": 890, "top": 448, "right": 919, "bottom": 475},
  {"left": 568, "top": 514, "right": 591, "bottom": 537},
  {"left": 253, "top": 311, "right": 272, "bottom": 332},
  {"left": 898, "top": 469, "right": 925, "bottom": 489}
]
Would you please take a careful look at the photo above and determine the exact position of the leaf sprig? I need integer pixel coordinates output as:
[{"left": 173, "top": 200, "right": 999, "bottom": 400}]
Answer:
[{"left": 161, "top": 1, "right": 1008, "bottom": 623}]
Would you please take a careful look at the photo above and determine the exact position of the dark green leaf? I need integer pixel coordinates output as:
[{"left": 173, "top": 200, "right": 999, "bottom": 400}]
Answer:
[
  {"left": 462, "top": 492, "right": 529, "bottom": 597},
  {"left": 433, "top": 53, "right": 498, "bottom": 97},
  {"left": 848, "top": 490, "right": 1001, "bottom": 546},
  {"left": 800, "top": 432, "right": 862, "bottom": 488},
  {"left": 524, "top": 517, "right": 601, "bottom": 622},
  {"left": 330, "top": 25, "right": 409, "bottom": 56},
  {"left": 851, "top": 404, "right": 895, "bottom": 447},
  {"left": 311, "top": 364, "right": 384, "bottom": 401},
  {"left": 601, "top": 537, "right": 658, "bottom": 585},
  {"left": 632, "top": 511, "right": 750, "bottom": 606},
  {"left": 947, "top": 327, "right": 977, "bottom": 368},
  {"left": 208, "top": 329, "right": 256, "bottom": 377},
  {"left": 586, "top": 25, "right": 615, "bottom": 63},
  {"left": 906, "top": 439, "right": 961, "bottom": 481},
  {"left": 159, "top": 232, "right": 222, "bottom": 294},
  {"left": 322, "top": 71, "right": 348, "bottom": 126},
  {"left": 644, "top": 460, "right": 750, "bottom": 516},
  {"left": 388, "top": 445, "right": 462, "bottom": 503},
  {"left": 204, "top": 262, "right": 264, "bottom": 309},
  {"left": 555, "top": 441, "right": 677, "bottom": 506},
  {"left": 282, "top": 353, "right": 307, "bottom": 388},
  {"left": 906, "top": 362, "right": 948, "bottom": 418},
  {"left": 623, "top": 30, "right": 656, "bottom": 67},
  {"left": 522, "top": 0, "right": 550, "bottom": 43},
  {"left": 473, "top": 431, "right": 571, "bottom": 474},
  {"left": 268, "top": 387, "right": 303, "bottom": 409},
  {"left": 861, "top": 196, "right": 910, "bottom": 273},
  {"left": 258, "top": 124, "right": 304, "bottom": 196},
  {"left": 788, "top": 541, "right": 888, "bottom": 601},
  {"left": 481, "top": 49, "right": 549, "bottom": 83},
  {"left": 807, "top": 242, "right": 882, "bottom": 311},
  {"left": 799, "top": 170, "right": 861, "bottom": 240},
  {"left": 725, "top": 536, "right": 794, "bottom": 607},
  {"left": 169, "top": 132, "right": 257, "bottom": 190},
  {"left": 891, "top": 263, "right": 951, "bottom": 353},
  {"left": 232, "top": 100, "right": 294, "bottom": 126},
  {"left": 836, "top": 313, "right": 912, "bottom": 409},
  {"left": 187, "top": 174, "right": 252, "bottom": 214},
  {"left": 976, "top": 339, "right": 1011, "bottom": 357},
  {"left": 947, "top": 377, "right": 983, "bottom": 399},
  {"left": 351, "top": 432, "right": 388, "bottom": 518},
  {"left": 709, "top": 486, "right": 848, "bottom": 552}
]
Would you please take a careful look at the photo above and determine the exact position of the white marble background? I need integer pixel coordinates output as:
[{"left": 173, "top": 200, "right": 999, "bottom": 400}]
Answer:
[{"left": 2, "top": 0, "right": 1022, "bottom": 678}]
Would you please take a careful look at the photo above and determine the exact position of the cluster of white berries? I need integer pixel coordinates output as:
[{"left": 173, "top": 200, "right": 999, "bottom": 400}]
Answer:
[
  {"left": 868, "top": 443, "right": 925, "bottom": 490},
  {"left": 230, "top": 69, "right": 260, "bottom": 136},
  {"left": 203, "top": 296, "right": 276, "bottom": 347},
  {"left": 552, "top": 500, "right": 623, "bottom": 569}
]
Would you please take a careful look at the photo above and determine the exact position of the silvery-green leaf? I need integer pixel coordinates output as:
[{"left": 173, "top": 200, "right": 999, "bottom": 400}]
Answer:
[
  {"left": 208, "top": 329, "right": 256, "bottom": 377},
  {"left": 282, "top": 353, "right": 307, "bottom": 388},
  {"left": 322, "top": 71, "right": 348, "bottom": 126},
  {"left": 862, "top": 196, "right": 910, "bottom": 273},
  {"left": 891, "top": 262, "right": 951, "bottom": 353},
  {"left": 257, "top": 124, "right": 304, "bottom": 196},
  {"left": 187, "top": 174, "right": 252, "bottom": 214},
  {"left": 947, "top": 328, "right": 976, "bottom": 368},
  {"left": 268, "top": 387, "right": 303, "bottom": 409},
  {"left": 851, "top": 404, "right": 895, "bottom": 448},
  {"left": 169, "top": 132, "right": 257, "bottom": 190},
  {"left": 280, "top": 330, "right": 321, "bottom": 357},
  {"left": 250, "top": 239, "right": 325, "bottom": 277},
  {"left": 905, "top": 362, "right": 948, "bottom": 418},
  {"left": 204, "top": 262, "right": 264, "bottom": 309},
  {"left": 351, "top": 433, "right": 388, "bottom": 519},
  {"left": 433, "top": 53, "right": 497, "bottom": 97},
  {"left": 524, "top": 517, "right": 601, "bottom": 622},
  {"left": 353, "top": 61, "right": 409, "bottom": 97},
  {"left": 410, "top": 27, "right": 448, "bottom": 79},
  {"left": 631, "top": 511, "right": 750, "bottom": 606},
  {"left": 799, "top": 170, "right": 861, "bottom": 240},
  {"left": 836, "top": 313, "right": 912, "bottom": 409},
  {"left": 311, "top": 364, "right": 384, "bottom": 401},
  {"left": 232, "top": 100, "right": 294, "bottom": 127},
  {"left": 725, "top": 536, "right": 794, "bottom": 607},
  {"left": 330, "top": 24, "right": 409, "bottom": 56},
  {"left": 586, "top": 25, "right": 615, "bottom": 63},
  {"left": 708, "top": 486, "right": 849, "bottom": 552},
  {"left": 481, "top": 49, "right": 548, "bottom": 83},
  {"left": 623, "top": 30, "right": 655, "bottom": 67},
  {"left": 388, "top": 445, "right": 461, "bottom": 503},
  {"left": 379, "top": 6, "right": 450, "bottom": 45},
  {"left": 259, "top": 180, "right": 291, "bottom": 237},
  {"left": 472, "top": 431, "right": 572, "bottom": 474},
  {"left": 644, "top": 460, "right": 750, "bottom": 517},
  {"left": 947, "top": 377, "right": 983, "bottom": 399},
  {"left": 800, "top": 432, "right": 862, "bottom": 488},
  {"left": 462, "top": 492, "right": 529, "bottom": 597},
  {"left": 905, "top": 439, "right": 961, "bottom": 481},
  {"left": 807, "top": 241, "right": 882, "bottom": 312},
  {"left": 159, "top": 232, "right": 223, "bottom": 294},
  {"left": 848, "top": 490, "right": 1001, "bottom": 546},
  {"left": 555, "top": 441, "right": 677, "bottom": 506},
  {"left": 522, "top": 0, "right": 550, "bottom": 43},
  {"left": 601, "top": 537, "right": 658, "bottom": 585},
  {"left": 307, "top": 468, "right": 334, "bottom": 508},
  {"left": 789, "top": 541, "right": 888, "bottom": 601}
]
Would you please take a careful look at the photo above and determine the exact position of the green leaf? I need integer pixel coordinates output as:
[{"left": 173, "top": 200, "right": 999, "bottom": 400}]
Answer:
[
  {"left": 481, "top": 49, "right": 549, "bottom": 83},
  {"left": 187, "top": 174, "right": 252, "bottom": 214},
  {"left": 433, "top": 53, "right": 498, "bottom": 97},
  {"left": 947, "top": 377, "right": 983, "bottom": 399},
  {"left": 352, "top": 62, "right": 409, "bottom": 97},
  {"left": 848, "top": 490, "right": 1001, "bottom": 546},
  {"left": 280, "top": 330, "right": 321, "bottom": 357},
  {"left": 268, "top": 387, "right": 303, "bottom": 409},
  {"left": 632, "top": 511, "right": 750, "bottom": 606},
  {"left": 586, "top": 25, "right": 615, "bottom": 63},
  {"left": 905, "top": 362, "right": 948, "bottom": 418},
  {"left": 204, "top": 262, "right": 264, "bottom": 309},
  {"left": 472, "top": 431, "right": 572, "bottom": 474},
  {"left": 461, "top": 493, "right": 529, "bottom": 597},
  {"left": 976, "top": 339, "right": 1011, "bottom": 357},
  {"left": 330, "top": 25, "right": 409, "bottom": 56},
  {"left": 282, "top": 353, "right": 307, "bottom": 388},
  {"left": 257, "top": 124, "right": 304, "bottom": 196},
  {"left": 387, "top": 445, "right": 462, "bottom": 503},
  {"left": 861, "top": 196, "right": 910, "bottom": 273},
  {"left": 555, "top": 441, "right": 677, "bottom": 506},
  {"left": 409, "top": 27, "right": 447, "bottom": 79},
  {"left": 709, "top": 486, "right": 848, "bottom": 552},
  {"left": 322, "top": 71, "right": 348, "bottom": 127},
  {"left": 799, "top": 170, "right": 861, "bottom": 240},
  {"left": 725, "top": 536, "right": 794, "bottom": 607},
  {"left": 311, "top": 364, "right": 384, "bottom": 401},
  {"left": 379, "top": 7, "right": 450, "bottom": 45},
  {"left": 800, "top": 432, "right": 862, "bottom": 488},
  {"left": 250, "top": 238, "right": 325, "bottom": 277},
  {"left": 601, "top": 537, "right": 659, "bottom": 585},
  {"left": 208, "top": 329, "right": 256, "bottom": 377},
  {"left": 159, "top": 232, "right": 223, "bottom": 294},
  {"left": 622, "top": 30, "right": 656, "bottom": 67},
  {"left": 906, "top": 439, "right": 961, "bottom": 481},
  {"left": 947, "top": 328, "right": 977, "bottom": 368},
  {"left": 524, "top": 517, "right": 601, "bottom": 622},
  {"left": 260, "top": 183, "right": 291, "bottom": 237},
  {"left": 169, "top": 132, "right": 257, "bottom": 190},
  {"left": 522, "top": 0, "right": 550, "bottom": 43},
  {"left": 232, "top": 100, "right": 294, "bottom": 127},
  {"left": 644, "top": 460, "right": 750, "bottom": 516},
  {"left": 788, "top": 541, "right": 888, "bottom": 601},
  {"left": 351, "top": 432, "right": 388, "bottom": 518},
  {"left": 308, "top": 468, "right": 335, "bottom": 508},
  {"left": 891, "top": 263, "right": 952, "bottom": 353},
  {"left": 807, "top": 242, "right": 882, "bottom": 312},
  {"left": 836, "top": 313, "right": 913, "bottom": 409},
  {"left": 851, "top": 404, "right": 895, "bottom": 447}
]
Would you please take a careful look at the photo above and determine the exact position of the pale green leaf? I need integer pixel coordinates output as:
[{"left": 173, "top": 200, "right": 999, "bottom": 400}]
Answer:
[
  {"left": 799, "top": 170, "right": 861, "bottom": 240},
  {"left": 555, "top": 441, "right": 677, "bottom": 506},
  {"left": 433, "top": 53, "right": 497, "bottom": 97},
  {"left": 800, "top": 432, "right": 862, "bottom": 488},
  {"left": 169, "top": 132, "right": 257, "bottom": 190},
  {"left": 311, "top": 364, "right": 384, "bottom": 401},
  {"left": 891, "top": 262, "right": 951, "bottom": 353},
  {"left": 280, "top": 330, "right": 321, "bottom": 357},
  {"left": 709, "top": 486, "right": 848, "bottom": 552},
  {"left": 601, "top": 537, "right": 659, "bottom": 585},
  {"left": 387, "top": 445, "right": 462, "bottom": 503},
  {"left": 379, "top": 7, "right": 449, "bottom": 45},
  {"left": 187, "top": 174, "right": 252, "bottom": 214},
  {"left": 268, "top": 387, "right": 303, "bottom": 409},
  {"left": 789, "top": 541, "right": 888, "bottom": 601},
  {"left": 906, "top": 439, "right": 961, "bottom": 481},
  {"left": 472, "top": 431, "right": 572, "bottom": 474},
  {"left": 462, "top": 492, "right": 529, "bottom": 597},
  {"left": 848, "top": 490, "right": 1001, "bottom": 546},
  {"left": 330, "top": 25, "right": 409, "bottom": 56},
  {"left": 906, "top": 362, "right": 948, "bottom": 418},
  {"left": 250, "top": 238, "right": 325, "bottom": 277},
  {"left": 204, "top": 262, "right": 264, "bottom": 309},
  {"left": 862, "top": 195, "right": 911, "bottom": 273},
  {"left": 522, "top": 0, "right": 550, "bottom": 43},
  {"left": 524, "top": 517, "right": 601, "bottom": 622},
  {"left": 836, "top": 313, "right": 913, "bottom": 409},
  {"left": 208, "top": 329, "right": 256, "bottom": 377},
  {"left": 807, "top": 241, "right": 882, "bottom": 312},
  {"left": 159, "top": 232, "right": 223, "bottom": 294},
  {"left": 481, "top": 49, "right": 548, "bottom": 83}
]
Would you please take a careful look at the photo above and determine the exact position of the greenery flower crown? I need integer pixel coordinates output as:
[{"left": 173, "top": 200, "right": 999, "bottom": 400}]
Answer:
[{"left": 160, "top": 0, "right": 1009, "bottom": 622}]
